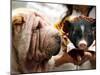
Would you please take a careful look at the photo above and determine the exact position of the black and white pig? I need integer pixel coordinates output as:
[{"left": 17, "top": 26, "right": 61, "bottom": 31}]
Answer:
[
  {"left": 52, "top": 16, "right": 96, "bottom": 70},
  {"left": 63, "top": 16, "right": 96, "bottom": 50}
]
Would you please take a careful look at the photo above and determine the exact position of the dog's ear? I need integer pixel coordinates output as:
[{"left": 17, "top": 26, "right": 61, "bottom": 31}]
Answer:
[
  {"left": 12, "top": 16, "right": 25, "bottom": 26},
  {"left": 12, "top": 15, "right": 25, "bottom": 37}
]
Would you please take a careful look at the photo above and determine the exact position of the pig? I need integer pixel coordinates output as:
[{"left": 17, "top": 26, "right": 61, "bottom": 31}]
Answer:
[
  {"left": 53, "top": 16, "right": 96, "bottom": 70},
  {"left": 62, "top": 16, "right": 96, "bottom": 50},
  {"left": 11, "top": 8, "right": 61, "bottom": 74}
]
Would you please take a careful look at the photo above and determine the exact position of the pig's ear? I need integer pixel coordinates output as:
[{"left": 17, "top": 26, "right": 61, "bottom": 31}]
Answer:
[
  {"left": 62, "top": 20, "right": 72, "bottom": 33},
  {"left": 91, "top": 19, "right": 96, "bottom": 39},
  {"left": 91, "top": 19, "right": 96, "bottom": 30}
]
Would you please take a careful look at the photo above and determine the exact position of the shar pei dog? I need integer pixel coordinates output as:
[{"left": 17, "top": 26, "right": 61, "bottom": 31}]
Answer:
[{"left": 11, "top": 8, "right": 61, "bottom": 74}]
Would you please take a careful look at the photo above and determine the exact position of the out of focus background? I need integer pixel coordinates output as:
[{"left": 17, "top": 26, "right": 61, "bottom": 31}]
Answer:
[{"left": 12, "top": 1, "right": 96, "bottom": 26}]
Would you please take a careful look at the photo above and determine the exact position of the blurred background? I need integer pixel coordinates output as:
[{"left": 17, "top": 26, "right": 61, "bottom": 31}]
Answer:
[{"left": 12, "top": 1, "right": 96, "bottom": 26}]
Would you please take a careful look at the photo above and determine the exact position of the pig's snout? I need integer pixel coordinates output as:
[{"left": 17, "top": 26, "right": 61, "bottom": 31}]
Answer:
[{"left": 78, "top": 40, "right": 87, "bottom": 50}]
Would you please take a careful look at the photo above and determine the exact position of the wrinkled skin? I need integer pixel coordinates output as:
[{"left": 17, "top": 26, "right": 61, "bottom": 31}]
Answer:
[{"left": 11, "top": 8, "right": 61, "bottom": 74}]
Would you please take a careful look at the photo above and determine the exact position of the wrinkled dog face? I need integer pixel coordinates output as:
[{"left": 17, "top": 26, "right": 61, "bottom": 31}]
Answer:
[{"left": 12, "top": 8, "right": 61, "bottom": 73}]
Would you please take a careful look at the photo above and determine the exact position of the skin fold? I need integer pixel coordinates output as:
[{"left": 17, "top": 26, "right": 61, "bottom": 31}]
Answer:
[{"left": 12, "top": 8, "right": 61, "bottom": 74}]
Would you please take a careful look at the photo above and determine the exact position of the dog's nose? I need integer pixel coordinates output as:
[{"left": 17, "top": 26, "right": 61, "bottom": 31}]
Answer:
[{"left": 78, "top": 40, "right": 87, "bottom": 49}]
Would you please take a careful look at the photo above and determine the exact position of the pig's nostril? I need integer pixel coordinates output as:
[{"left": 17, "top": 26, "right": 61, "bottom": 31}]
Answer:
[
  {"left": 78, "top": 40, "right": 87, "bottom": 49},
  {"left": 78, "top": 43, "right": 87, "bottom": 49},
  {"left": 80, "top": 43, "right": 86, "bottom": 47}
]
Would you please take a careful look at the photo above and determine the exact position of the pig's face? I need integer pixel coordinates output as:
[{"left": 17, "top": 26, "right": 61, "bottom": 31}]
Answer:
[{"left": 62, "top": 16, "right": 96, "bottom": 50}]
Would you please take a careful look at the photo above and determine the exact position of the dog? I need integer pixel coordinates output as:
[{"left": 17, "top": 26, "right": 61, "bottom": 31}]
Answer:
[{"left": 11, "top": 8, "right": 61, "bottom": 74}]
